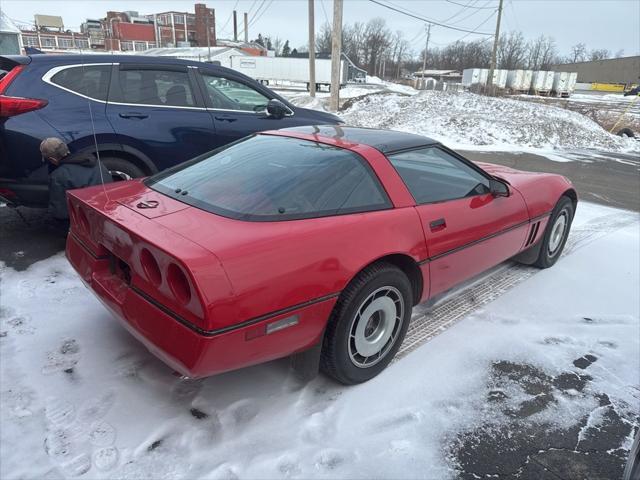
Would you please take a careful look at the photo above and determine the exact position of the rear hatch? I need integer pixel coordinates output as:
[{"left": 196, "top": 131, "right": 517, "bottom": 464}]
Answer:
[{"left": 66, "top": 180, "right": 235, "bottom": 332}]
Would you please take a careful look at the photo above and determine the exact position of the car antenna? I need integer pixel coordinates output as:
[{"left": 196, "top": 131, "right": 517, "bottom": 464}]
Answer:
[{"left": 80, "top": 52, "right": 110, "bottom": 202}]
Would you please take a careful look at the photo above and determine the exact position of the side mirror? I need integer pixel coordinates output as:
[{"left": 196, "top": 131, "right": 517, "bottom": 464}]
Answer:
[
  {"left": 266, "top": 99, "right": 289, "bottom": 119},
  {"left": 490, "top": 178, "right": 510, "bottom": 197}
]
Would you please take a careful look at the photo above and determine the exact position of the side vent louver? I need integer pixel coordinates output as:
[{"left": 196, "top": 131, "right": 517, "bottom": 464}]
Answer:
[{"left": 525, "top": 221, "right": 541, "bottom": 247}]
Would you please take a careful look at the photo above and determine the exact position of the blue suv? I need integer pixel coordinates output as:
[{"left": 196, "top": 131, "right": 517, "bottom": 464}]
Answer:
[{"left": 0, "top": 54, "right": 342, "bottom": 207}]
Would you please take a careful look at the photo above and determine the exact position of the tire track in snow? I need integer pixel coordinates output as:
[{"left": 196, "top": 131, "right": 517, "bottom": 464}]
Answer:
[{"left": 396, "top": 210, "right": 639, "bottom": 360}]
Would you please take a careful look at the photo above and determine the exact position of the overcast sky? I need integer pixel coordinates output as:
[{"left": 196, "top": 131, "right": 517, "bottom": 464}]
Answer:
[{"left": 2, "top": 0, "right": 639, "bottom": 57}]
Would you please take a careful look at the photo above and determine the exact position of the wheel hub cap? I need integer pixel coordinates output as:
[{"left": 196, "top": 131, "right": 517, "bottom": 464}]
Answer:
[
  {"left": 349, "top": 286, "right": 404, "bottom": 368},
  {"left": 548, "top": 212, "right": 567, "bottom": 255}
]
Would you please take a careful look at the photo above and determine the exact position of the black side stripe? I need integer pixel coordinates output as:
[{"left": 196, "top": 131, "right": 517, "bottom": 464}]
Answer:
[
  {"left": 130, "top": 285, "right": 340, "bottom": 337},
  {"left": 418, "top": 212, "right": 551, "bottom": 265}
]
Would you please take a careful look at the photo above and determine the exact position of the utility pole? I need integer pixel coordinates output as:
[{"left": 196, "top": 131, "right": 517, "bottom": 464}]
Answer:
[
  {"left": 487, "top": 0, "right": 504, "bottom": 89},
  {"left": 205, "top": 15, "right": 211, "bottom": 61},
  {"left": 244, "top": 12, "right": 248, "bottom": 43},
  {"left": 233, "top": 10, "right": 238, "bottom": 41},
  {"left": 329, "top": 0, "right": 343, "bottom": 111},
  {"left": 308, "top": 0, "right": 316, "bottom": 97},
  {"left": 420, "top": 23, "right": 431, "bottom": 90},
  {"left": 211, "top": 8, "right": 216, "bottom": 46}
]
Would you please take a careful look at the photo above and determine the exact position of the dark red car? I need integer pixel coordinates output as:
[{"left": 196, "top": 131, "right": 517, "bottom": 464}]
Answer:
[{"left": 66, "top": 126, "right": 577, "bottom": 384}]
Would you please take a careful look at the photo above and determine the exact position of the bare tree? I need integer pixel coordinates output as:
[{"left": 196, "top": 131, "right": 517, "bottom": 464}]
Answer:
[
  {"left": 497, "top": 31, "right": 527, "bottom": 69},
  {"left": 568, "top": 42, "right": 587, "bottom": 63},
  {"left": 526, "top": 35, "right": 558, "bottom": 69},
  {"left": 272, "top": 36, "right": 283, "bottom": 56},
  {"left": 315, "top": 22, "right": 332, "bottom": 53},
  {"left": 589, "top": 48, "right": 611, "bottom": 61},
  {"left": 615, "top": 49, "right": 625, "bottom": 58}
]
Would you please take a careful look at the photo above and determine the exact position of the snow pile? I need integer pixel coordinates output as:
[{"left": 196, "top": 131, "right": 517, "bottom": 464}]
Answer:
[
  {"left": 1, "top": 203, "right": 638, "bottom": 479},
  {"left": 281, "top": 82, "right": 417, "bottom": 111},
  {"left": 340, "top": 90, "right": 639, "bottom": 152}
]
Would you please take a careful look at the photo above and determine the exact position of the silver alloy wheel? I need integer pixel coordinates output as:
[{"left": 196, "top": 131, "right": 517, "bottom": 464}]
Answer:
[
  {"left": 548, "top": 210, "right": 568, "bottom": 257},
  {"left": 109, "top": 169, "right": 132, "bottom": 181},
  {"left": 348, "top": 286, "right": 404, "bottom": 368}
]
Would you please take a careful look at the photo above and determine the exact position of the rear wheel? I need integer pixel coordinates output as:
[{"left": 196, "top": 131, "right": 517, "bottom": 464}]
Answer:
[
  {"left": 100, "top": 157, "right": 146, "bottom": 182},
  {"left": 533, "top": 195, "right": 574, "bottom": 268},
  {"left": 320, "top": 263, "right": 412, "bottom": 384}
]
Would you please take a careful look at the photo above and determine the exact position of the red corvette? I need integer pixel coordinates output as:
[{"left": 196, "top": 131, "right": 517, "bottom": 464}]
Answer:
[{"left": 66, "top": 126, "right": 577, "bottom": 384}]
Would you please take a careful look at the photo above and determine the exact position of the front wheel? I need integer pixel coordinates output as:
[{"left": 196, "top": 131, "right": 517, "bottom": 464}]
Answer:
[
  {"left": 533, "top": 195, "right": 574, "bottom": 268},
  {"left": 320, "top": 263, "right": 412, "bottom": 384}
]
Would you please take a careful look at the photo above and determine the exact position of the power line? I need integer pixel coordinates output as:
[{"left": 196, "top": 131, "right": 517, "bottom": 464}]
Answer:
[
  {"left": 320, "top": 0, "right": 330, "bottom": 26},
  {"left": 446, "top": 9, "right": 498, "bottom": 43},
  {"left": 249, "top": 0, "right": 274, "bottom": 28},
  {"left": 368, "top": 0, "right": 494, "bottom": 35},
  {"left": 447, "top": 0, "right": 495, "bottom": 25},
  {"left": 445, "top": 0, "right": 496, "bottom": 9}
]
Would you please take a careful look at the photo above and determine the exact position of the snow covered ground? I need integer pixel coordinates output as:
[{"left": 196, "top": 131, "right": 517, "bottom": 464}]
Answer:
[
  {"left": 1, "top": 202, "right": 638, "bottom": 479},
  {"left": 283, "top": 86, "right": 639, "bottom": 159}
]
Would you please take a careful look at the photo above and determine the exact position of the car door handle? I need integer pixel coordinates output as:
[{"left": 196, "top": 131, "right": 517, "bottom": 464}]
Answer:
[
  {"left": 214, "top": 116, "right": 237, "bottom": 122},
  {"left": 119, "top": 112, "right": 148, "bottom": 119},
  {"left": 429, "top": 218, "right": 446, "bottom": 232}
]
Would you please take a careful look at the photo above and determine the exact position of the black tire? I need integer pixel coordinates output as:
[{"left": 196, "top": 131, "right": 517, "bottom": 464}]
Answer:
[
  {"left": 533, "top": 195, "right": 574, "bottom": 269},
  {"left": 616, "top": 128, "right": 635, "bottom": 138},
  {"left": 100, "top": 157, "right": 146, "bottom": 182},
  {"left": 320, "top": 262, "right": 413, "bottom": 384}
]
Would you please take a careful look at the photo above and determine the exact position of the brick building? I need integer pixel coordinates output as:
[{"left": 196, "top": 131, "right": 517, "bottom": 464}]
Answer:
[{"left": 19, "top": 14, "right": 90, "bottom": 51}]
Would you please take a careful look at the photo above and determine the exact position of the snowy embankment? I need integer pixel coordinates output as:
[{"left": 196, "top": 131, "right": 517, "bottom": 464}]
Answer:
[
  {"left": 1, "top": 202, "right": 638, "bottom": 479},
  {"left": 286, "top": 87, "right": 639, "bottom": 155}
]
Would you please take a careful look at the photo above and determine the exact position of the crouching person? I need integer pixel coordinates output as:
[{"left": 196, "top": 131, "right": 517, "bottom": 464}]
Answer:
[{"left": 40, "top": 137, "right": 112, "bottom": 229}]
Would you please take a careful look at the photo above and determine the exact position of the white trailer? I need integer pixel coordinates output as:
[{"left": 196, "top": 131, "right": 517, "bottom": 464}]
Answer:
[
  {"left": 531, "top": 71, "right": 554, "bottom": 95},
  {"left": 552, "top": 71, "right": 578, "bottom": 97},
  {"left": 491, "top": 69, "right": 508, "bottom": 88},
  {"left": 228, "top": 56, "right": 347, "bottom": 90},
  {"left": 462, "top": 68, "right": 488, "bottom": 86},
  {"left": 506, "top": 69, "right": 533, "bottom": 92}
]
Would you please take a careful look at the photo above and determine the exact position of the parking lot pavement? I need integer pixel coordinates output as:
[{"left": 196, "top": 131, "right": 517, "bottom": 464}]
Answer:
[
  {"left": 461, "top": 149, "right": 640, "bottom": 212},
  {"left": 0, "top": 205, "right": 67, "bottom": 271}
]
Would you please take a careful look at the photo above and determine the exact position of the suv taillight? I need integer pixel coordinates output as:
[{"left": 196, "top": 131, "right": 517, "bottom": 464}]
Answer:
[{"left": 0, "top": 65, "right": 48, "bottom": 117}]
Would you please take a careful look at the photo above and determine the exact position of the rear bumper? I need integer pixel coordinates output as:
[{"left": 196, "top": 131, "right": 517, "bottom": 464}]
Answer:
[
  {"left": 66, "top": 232, "right": 335, "bottom": 378},
  {"left": 0, "top": 179, "right": 48, "bottom": 207}
]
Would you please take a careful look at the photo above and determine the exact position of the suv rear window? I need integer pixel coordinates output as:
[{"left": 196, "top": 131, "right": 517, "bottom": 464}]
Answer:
[
  {"left": 147, "top": 135, "right": 391, "bottom": 221},
  {"left": 50, "top": 65, "right": 111, "bottom": 101}
]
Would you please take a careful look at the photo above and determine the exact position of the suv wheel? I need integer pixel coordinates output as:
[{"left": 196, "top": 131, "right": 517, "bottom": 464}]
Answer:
[{"left": 100, "top": 157, "right": 146, "bottom": 181}]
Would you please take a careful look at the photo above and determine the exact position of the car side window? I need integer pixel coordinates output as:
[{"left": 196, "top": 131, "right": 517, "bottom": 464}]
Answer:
[
  {"left": 114, "top": 69, "right": 196, "bottom": 107},
  {"left": 50, "top": 65, "right": 111, "bottom": 101},
  {"left": 201, "top": 74, "right": 270, "bottom": 112},
  {"left": 388, "top": 147, "right": 490, "bottom": 204}
]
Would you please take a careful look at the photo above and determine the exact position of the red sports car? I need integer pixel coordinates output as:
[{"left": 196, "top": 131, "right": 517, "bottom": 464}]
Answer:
[{"left": 66, "top": 126, "right": 577, "bottom": 384}]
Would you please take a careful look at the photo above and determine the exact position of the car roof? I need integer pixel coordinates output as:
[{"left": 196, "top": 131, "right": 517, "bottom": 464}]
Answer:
[
  {"left": 24, "top": 53, "right": 238, "bottom": 74},
  {"left": 279, "top": 125, "right": 439, "bottom": 153}
]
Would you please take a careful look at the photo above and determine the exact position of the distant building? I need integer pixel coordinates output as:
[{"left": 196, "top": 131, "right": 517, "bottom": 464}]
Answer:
[
  {"left": 413, "top": 69, "right": 462, "bottom": 82},
  {"left": 139, "top": 46, "right": 248, "bottom": 65},
  {"left": 103, "top": 4, "right": 215, "bottom": 51},
  {"left": 549, "top": 56, "right": 640, "bottom": 85},
  {"left": 20, "top": 14, "right": 89, "bottom": 51},
  {"left": 0, "top": 11, "right": 21, "bottom": 55}
]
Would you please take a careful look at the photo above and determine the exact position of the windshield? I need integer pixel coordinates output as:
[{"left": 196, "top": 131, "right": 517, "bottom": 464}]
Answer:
[{"left": 147, "top": 135, "right": 391, "bottom": 221}]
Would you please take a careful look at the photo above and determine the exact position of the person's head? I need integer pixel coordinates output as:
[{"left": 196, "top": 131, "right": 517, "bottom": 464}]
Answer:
[{"left": 40, "top": 137, "right": 70, "bottom": 165}]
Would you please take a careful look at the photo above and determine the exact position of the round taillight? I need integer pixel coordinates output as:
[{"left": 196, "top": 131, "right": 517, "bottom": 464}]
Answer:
[
  {"left": 78, "top": 207, "right": 90, "bottom": 235},
  {"left": 167, "top": 263, "right": 191, "bottom": 305},
  {"left": 140, "top": 248, "right": 161, "bottom": 287}
]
